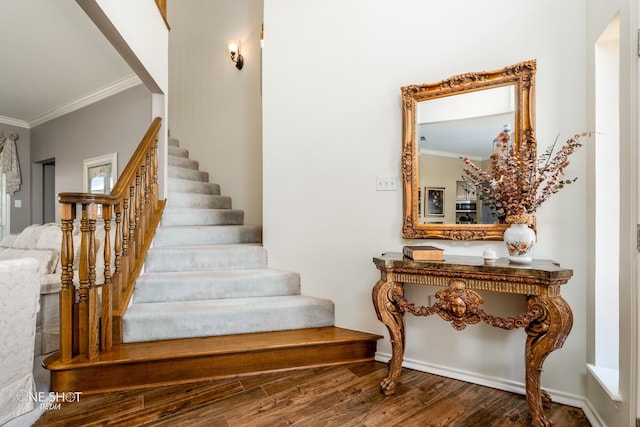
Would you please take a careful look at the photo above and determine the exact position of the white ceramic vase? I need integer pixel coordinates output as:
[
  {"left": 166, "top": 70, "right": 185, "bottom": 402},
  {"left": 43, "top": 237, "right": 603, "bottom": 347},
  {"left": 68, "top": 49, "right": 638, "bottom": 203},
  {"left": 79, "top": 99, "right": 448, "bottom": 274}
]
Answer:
[{"left": 503, "top": 223, "right": 536, "bottom": 264}]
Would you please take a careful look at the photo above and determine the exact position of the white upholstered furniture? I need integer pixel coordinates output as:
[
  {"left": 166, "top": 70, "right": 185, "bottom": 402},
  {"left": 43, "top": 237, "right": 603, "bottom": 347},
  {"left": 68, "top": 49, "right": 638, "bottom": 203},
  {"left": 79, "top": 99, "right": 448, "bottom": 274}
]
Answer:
[
  {"left": 0, "top": 223, "right": 98, "bottom": 354},
  {"left": 0, "top": 224, "right": 65, "bottom": 354},
  {"left": 0, "top": 258, "right": 40, "bottom": 425}
]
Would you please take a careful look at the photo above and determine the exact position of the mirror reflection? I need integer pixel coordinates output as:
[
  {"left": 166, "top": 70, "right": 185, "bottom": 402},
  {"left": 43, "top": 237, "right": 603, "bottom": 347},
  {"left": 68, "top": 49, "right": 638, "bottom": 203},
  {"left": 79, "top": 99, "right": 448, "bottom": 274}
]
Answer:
[
  {"left": 401, "top": 60, "right": 536, "bottom": 240},
  {"left": 418, "top": 85, "right": 515, "bottom": 225}
]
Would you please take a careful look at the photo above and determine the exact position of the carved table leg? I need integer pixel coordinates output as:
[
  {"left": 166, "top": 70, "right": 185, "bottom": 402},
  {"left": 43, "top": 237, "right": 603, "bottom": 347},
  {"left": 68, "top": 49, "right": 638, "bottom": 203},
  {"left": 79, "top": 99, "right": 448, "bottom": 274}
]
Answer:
[
  {"left": 372, "top": 278, "right": 405, "bottom": 395},
  {"left": 524, "top": 294, "right": 573, "bottom": 427}
]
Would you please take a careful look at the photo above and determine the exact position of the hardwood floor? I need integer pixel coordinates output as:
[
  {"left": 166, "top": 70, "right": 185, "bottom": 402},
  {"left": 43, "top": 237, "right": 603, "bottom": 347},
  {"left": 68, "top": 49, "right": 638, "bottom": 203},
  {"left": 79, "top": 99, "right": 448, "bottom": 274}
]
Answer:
[{"left": 34, "top": 361, "right": 591, "bottom": 426}]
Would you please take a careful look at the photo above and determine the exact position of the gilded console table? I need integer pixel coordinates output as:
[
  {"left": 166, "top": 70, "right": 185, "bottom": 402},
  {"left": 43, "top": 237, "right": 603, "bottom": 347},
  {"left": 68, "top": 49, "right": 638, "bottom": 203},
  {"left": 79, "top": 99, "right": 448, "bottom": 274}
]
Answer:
[{"left": 372, "top": 253, "right": 573, "bottom": 427}]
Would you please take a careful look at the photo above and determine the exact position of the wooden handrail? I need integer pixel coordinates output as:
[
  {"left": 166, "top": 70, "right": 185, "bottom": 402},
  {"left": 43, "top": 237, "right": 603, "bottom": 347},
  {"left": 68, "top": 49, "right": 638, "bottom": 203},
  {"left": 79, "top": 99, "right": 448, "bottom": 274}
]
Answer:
[
  {"left": 57, "top": 117, "right": 165, "bottom": 362},
  {"left": 155, "top": 0, "right": 170, "bottom": 30}
]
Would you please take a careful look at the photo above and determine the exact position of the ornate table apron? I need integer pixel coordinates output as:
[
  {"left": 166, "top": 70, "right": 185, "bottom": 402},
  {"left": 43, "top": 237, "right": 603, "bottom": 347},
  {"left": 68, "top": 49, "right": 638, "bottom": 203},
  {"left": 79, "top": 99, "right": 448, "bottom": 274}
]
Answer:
[{"left": 372, "top": 253, "right": 573, "bottom": 427}]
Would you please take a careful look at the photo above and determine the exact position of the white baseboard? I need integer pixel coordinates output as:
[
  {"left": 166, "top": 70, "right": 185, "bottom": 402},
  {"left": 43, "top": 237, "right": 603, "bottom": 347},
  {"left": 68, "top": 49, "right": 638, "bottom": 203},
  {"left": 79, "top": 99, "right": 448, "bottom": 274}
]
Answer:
[{"left": 374, "top": 351, "right": 604, "bottom": 427}]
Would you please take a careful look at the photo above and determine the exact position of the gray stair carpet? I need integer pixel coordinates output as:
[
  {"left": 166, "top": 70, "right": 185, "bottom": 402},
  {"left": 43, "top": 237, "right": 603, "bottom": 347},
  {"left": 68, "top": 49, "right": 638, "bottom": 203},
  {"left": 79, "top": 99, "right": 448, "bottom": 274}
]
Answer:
[{"left": 122, "top": 137, "right": 334, "bottom": 343}]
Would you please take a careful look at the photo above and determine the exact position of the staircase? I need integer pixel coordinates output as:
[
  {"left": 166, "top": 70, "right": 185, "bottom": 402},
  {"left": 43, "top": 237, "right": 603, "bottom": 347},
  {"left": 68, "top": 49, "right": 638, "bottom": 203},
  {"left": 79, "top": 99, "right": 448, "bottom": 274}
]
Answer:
[
  {"left": 45, "top": 137, "right": 381, "bottom": 394},
  {"left": 121, "top": 137, "right": 335, "bottom": 342}
]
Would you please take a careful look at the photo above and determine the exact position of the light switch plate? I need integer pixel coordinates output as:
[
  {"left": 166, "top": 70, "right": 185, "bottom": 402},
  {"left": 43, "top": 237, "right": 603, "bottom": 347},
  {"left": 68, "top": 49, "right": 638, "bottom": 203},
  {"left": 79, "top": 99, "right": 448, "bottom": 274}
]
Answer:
[{"left": 376, "top": 175, "right": 398, "bottom": 191}]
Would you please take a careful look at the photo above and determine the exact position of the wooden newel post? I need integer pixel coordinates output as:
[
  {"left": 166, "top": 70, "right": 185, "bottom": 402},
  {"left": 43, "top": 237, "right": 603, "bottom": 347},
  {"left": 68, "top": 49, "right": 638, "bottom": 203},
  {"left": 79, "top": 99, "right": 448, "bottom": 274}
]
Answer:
[{"left": 59, "top": 203, "right": 77, "bottom": 362}]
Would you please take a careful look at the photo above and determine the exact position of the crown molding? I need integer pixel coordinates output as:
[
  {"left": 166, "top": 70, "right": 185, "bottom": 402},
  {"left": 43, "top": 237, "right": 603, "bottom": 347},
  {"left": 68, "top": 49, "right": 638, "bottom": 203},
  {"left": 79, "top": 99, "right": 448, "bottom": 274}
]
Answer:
[
  {"left": 27, "top": 74, "right": 142, "bottom": 128},
  {"left": 0, "top": 115, "right": 29, "bottom": 128}
]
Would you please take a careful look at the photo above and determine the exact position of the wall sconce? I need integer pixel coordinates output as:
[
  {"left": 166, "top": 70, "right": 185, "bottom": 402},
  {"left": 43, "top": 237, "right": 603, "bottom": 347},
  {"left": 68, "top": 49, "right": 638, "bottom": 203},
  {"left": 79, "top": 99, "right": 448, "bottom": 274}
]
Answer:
[{"left": 227, "top": 40, "right": 244, "bottom": 70}]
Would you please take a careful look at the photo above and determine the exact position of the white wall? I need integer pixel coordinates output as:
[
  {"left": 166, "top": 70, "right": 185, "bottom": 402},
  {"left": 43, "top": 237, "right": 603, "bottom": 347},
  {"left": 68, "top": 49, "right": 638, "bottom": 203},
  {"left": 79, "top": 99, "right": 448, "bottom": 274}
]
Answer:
[
  {"left": 167, "top": 0, "right": 264, "bottom": 226},
  {"left": 85, "top": 0, "right": 168, "bottom": 94},
  {"left": 30, "top": 85, "right": 152, "bottom": 223},
  {"left": 77, "top": 0, "right": 169, "bottom": 198},
  {"left": 586, "top": 1, "right": 637, "bottom": 426},
  {"left": 263, "top": 0, "right": 590, "bottom": 407}
]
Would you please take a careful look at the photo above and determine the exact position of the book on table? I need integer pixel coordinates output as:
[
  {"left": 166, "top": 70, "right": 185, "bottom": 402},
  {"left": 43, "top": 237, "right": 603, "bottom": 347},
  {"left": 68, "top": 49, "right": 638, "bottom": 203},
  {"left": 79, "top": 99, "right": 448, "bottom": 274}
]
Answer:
[{"left": 402, "top": 245, "right": 444, "bottom": 261}]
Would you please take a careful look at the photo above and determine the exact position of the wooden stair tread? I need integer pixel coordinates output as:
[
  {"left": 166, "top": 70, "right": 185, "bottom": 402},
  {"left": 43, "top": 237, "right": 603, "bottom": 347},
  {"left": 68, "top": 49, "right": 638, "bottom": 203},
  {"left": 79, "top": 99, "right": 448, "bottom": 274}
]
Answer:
[
  {"left": 43, "top": 327, "right": 382, "bottom": 394},
  {"left": 44, "top": 327, "right": 380, "bottom": 369}
]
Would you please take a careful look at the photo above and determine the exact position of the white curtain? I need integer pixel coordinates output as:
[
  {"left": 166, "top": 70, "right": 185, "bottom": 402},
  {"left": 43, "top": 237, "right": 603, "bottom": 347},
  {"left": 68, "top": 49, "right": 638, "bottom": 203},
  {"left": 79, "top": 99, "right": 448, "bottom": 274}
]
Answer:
[
  {"left": 0, "top": 131, "right": 21, "bottom": 196},
  {"left": 0, "top": 174, "right": 6, "bottom": 238}
]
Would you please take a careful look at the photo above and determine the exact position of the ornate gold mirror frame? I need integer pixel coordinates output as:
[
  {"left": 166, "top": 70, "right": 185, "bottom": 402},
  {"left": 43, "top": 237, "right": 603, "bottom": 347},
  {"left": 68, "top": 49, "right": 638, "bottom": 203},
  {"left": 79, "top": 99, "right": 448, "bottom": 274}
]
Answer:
[{"left": 401, "top": 60, "right": 536, "bottom": 240}]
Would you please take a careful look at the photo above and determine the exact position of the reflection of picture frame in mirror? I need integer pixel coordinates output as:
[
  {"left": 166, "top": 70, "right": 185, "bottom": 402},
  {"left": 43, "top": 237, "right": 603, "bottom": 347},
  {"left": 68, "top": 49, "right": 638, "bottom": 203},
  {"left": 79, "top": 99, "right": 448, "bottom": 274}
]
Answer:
[
  {"left": 418, "top": 187, "right": 422, "bottom": 217},
  {"left": 426, "top": 187, "right": 445, "bottom": 216}
]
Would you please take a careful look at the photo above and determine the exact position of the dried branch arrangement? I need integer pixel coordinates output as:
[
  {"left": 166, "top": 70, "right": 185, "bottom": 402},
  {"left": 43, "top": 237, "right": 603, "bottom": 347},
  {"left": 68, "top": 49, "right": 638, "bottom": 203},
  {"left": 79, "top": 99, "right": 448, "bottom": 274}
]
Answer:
[{"left": 462, "top": 132, "right": 590, "bottom": 224}]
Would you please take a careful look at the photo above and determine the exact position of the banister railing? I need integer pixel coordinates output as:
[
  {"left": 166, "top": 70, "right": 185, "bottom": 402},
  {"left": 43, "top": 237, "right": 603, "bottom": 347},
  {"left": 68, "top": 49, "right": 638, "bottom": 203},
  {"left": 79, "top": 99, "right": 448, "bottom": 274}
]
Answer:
[
  {"left": 57, "top": 117, "right": 165, "bottom": 362},
  {"left": 155, "top": 0, "right": 170, "bottom": 30}
]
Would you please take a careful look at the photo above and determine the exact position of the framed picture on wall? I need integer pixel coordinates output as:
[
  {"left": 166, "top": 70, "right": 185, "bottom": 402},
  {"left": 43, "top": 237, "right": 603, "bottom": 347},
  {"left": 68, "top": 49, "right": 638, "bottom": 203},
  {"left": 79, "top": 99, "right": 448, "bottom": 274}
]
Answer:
[
  {"left": 83, "top": 153, "right": 117, "bottom": 194},
  {"left": 426, "top": 187, "right": 445, "bottom": 216}
]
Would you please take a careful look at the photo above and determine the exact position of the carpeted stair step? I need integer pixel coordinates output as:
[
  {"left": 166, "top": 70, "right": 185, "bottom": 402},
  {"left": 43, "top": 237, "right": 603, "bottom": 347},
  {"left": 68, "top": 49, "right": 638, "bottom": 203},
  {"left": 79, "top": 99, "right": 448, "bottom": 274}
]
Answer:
[
  {"left": 122, "top": 295, "right": 335, "bottom": 343},
  {"left": 160, "top": 207, "right": 244, "bottom": 226},
  {"left": 153, "top": 225, "right": 261, "bottom": 246},
  {"left": 168, "top": 177, "right": 220, "bottom": 195},
  {"left": 122, "top": 135, "right": 337, "bottom": 349},
  {"left": 166, "top": 192, "right": 231, "bottom": 209},
  {"left": 168, "top": 165, "right": 209, "bottom": 182},
  {"left": 132, "top": 269, "right": 300, "bottom": 303},
  {"left": 145, "top": 244, "right": 267, "bottom": 272},
  {"left": 168, "top": 146, "right": 189, "bottom": 158},
  {"left": 168, "top": 155, "right": 199, "bottom": 170}
]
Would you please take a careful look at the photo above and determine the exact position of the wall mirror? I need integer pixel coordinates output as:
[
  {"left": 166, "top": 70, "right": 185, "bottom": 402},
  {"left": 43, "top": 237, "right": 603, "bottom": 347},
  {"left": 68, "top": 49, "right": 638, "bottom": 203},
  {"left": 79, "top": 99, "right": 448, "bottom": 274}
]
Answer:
[{"left": 401, "top": 60, "right": 536, "bottom": 240}]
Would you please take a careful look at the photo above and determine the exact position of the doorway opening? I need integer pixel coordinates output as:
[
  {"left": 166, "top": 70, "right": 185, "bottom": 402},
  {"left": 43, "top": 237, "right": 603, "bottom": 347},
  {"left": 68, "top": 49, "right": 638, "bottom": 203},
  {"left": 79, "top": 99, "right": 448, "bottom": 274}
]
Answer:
[{"left": 42, "top": 159, "right": 55, "bottom": 223}]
